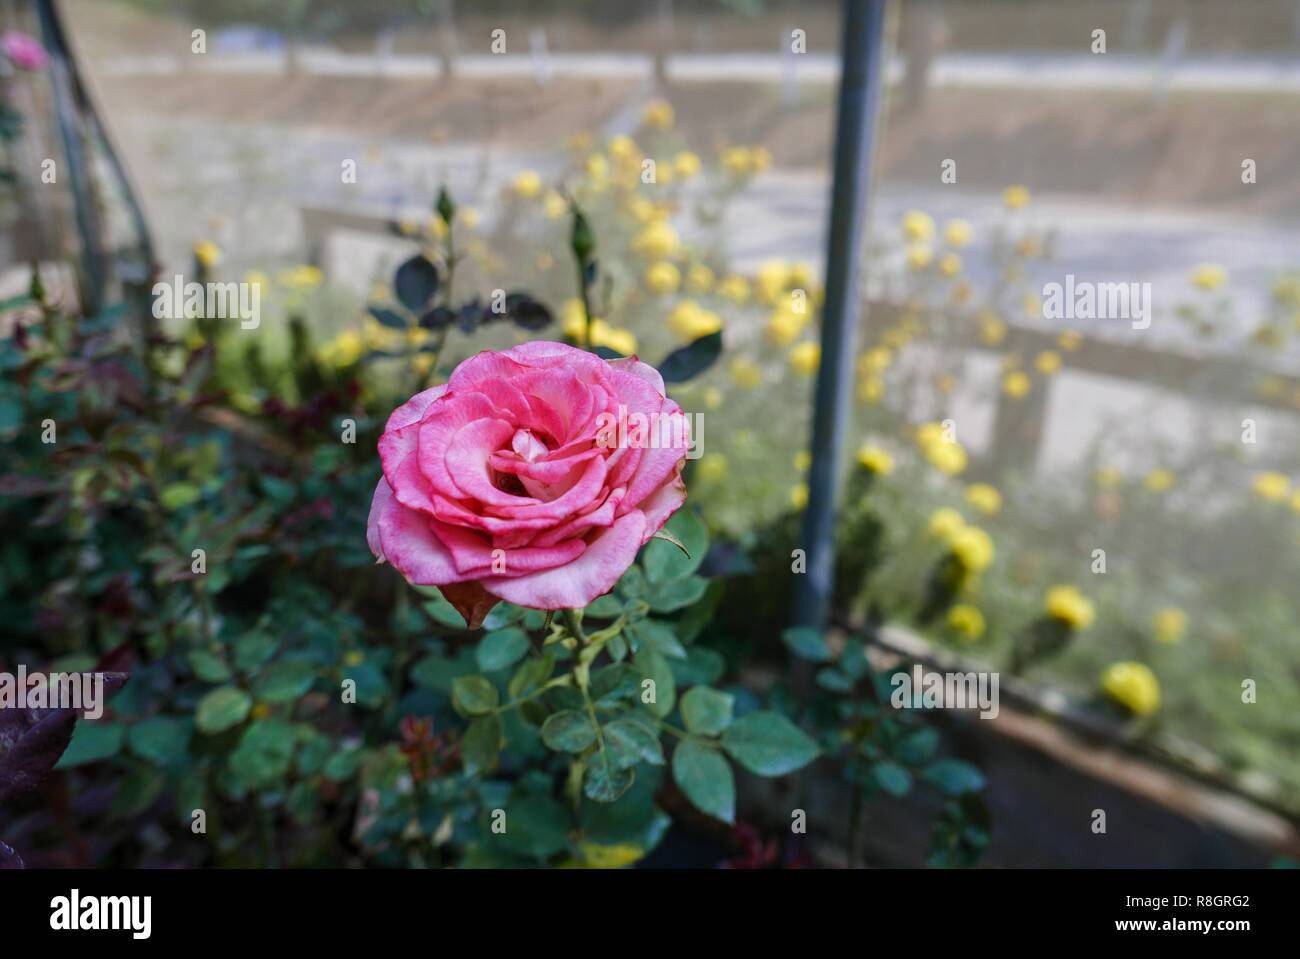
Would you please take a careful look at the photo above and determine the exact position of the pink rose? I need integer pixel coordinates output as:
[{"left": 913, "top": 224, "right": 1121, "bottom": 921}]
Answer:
[
  {"left": 1, "top": 32, "right": 48, "bottom": 71},
  {"left": 367, "top": 341, "right": 690, "bottom": 627}
]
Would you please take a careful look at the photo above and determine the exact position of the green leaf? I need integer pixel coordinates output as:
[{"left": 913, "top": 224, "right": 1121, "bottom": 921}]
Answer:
[
  {"left": 658, "top": 330, "right": 722, "bottom": 383},
  {"left": 127, "top": 716, "right": 192, "bottom": 766},
  {"left": 721, "top": 711, "right": 820, "bottom": 776},
  {"left": 680, "top": 686, "right": 734, "bottom": 736},
  {"left": 507, "top": 651, "right": 555, "bottom": 699},
  {"left": 584, "top": 753, "right": 635, "bottom": 802},
  {"left": 541, "top": 709, "right": 596, "bottom": 753},
  {"left": 195, "top": 686, "right": 252, "bottom": 734},
  {"left": 394, "top": 254, "right": 440, "bottom": 312},
  {"left": 56, "top": 721, "right": 125, "bottom": 768},
  {"left": 643, "top": 574, "right": 708, "bottom": 613},
  {"left": 669, "top": 646, "right": 724, "bottom": 687},
  {"left": 234, "top": 631, "right": 278, "bottom": 672},
  {"left": 229, "top": 719, "right": 296, "bottom": 790},
  {"left": 782, "top": 626, "right": 834, "bottom": 662},
  {"left": 872, "top": 761, "right": 913, "bottom": 797},
  {"left": 894, "top": 726, "right": 939, "bottom": 765},
  {"left": 421, "top": 590, "right": 468, "bottom": 628},
  {"left": 671, "top": 740, "right": 734, "bottom": 823},
  {"left": 590, "top": 663, "right": 641, "bottom": 708},
  {"left": 603, "top": 718, "right": 665, "bottom": 767},
  {"left": 475, "top": 627, "right": 530, "bottom": 672},
  {"left": 633, "top": 646, "right": 675, "bottom": 718},
  {"left": 629, "top": 619, "right": 686, "bottom": 659},
  {"left": 451, "top": 676, "right": 499, "bottom": 716},
  {"left": 923, "top": 759, "right": 985, "bottom": 796},
  {"left": 462, "top": 714, "right": 504, "bottom": 776},
  {"left": 255, "top": 661, "right": 316, "bottom": 703},
  {"left": 642, "top": 508, "right": 707, "bottom": 582},
  {"left": 159, "top": 482, "right": 200, "bottom": 511},
  {"left": 188, "top": 650, "right": 232, "bottom": 682}
]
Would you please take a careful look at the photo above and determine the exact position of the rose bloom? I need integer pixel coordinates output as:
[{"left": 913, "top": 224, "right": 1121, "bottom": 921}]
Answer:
[
  {"left": 367, "top": 342, "right": 690, "bottom": 627},
  {"left": 1, "top": 31, "right": 48, "bottom": 70}
]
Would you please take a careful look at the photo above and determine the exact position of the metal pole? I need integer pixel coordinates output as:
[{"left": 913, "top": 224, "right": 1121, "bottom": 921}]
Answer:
[{"left": 792, "top": 0, "right": 888, "bottom": 630}]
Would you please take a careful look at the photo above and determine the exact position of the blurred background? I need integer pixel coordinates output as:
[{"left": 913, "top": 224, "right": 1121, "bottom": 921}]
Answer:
[{"left": 2, "top": 0, "right": 1299, "bottom": 868}]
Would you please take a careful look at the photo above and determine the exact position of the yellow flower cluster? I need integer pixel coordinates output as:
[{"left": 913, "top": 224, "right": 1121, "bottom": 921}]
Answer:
[
  {"left": 1045, "top": 585, "right": 1095, "bottom": 630},
  {"left": 856, "top": 444, "right": 894, "bottom": 475},
  {"left": 916, "top": 421, "right": 968, "bottom": 475},
  {"left": 1153, "top": 607, "right": 1186, "bottom": 644},
  {"left": 668, "top": 301, "right": 722, "bottom": 341},
  {"left": 1101, "top": 662, "right": 1160, "bottom": 715},
  {"left": 947, "top": 603, "right": 986, "bottom": 641}
]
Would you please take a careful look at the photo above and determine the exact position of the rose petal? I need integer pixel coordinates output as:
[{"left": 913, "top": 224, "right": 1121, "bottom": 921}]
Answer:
[{"left": 480, "top": 511, "right": 647, "bottom": 609}]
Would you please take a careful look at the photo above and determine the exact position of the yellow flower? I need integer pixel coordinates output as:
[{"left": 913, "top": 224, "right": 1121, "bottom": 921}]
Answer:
[
  {"left": 316, "top": 328, "right": 364, "bottom": 367},
  {"left": 902, "top": 210, "right": 935, "bottom": 241},
  {"left": 789, "top": 341, "right": 821, "bottom": 374},
  {"left": 977, "top": 311, "right": 1007, "bottom": 345},
  {"left": 1101, "top": 662, "right": 1160, "bottom": 715},
  {"left": 964, "top": 483, "right": 1002, "bottom": 515},
  {"left": 245, "top": 270, "right": 269, "bottom": 290},
  {"left": 585, "top": 153, "right": 610, "bottom": 181},
  {"left": 721, "top": 145, "right": 753, "bottom": 176},
  {"left": 596, "top": 324, "right": 637, "bottom": 355},
  {"left": 916, "top": 421, "right": 946, "bottom": 450},
  {"left": 765, "top": 304, "right": 805, "bottom": 346},
  {"left": 1251, "top": 471, "right": 1290, "bottom": 502},
  {"left": 1191, "top": 263, "right": 1228, "bottom": 291},
  {"left": 906, "top": 243, "right": 933, "bottom": 271},
  {"left": 608, "top": 134, "right": 639, "bottom": 161},
  {"left": 947, "top": 604, "right": 985, "bottom": 641},
  {"left": 858, "top": 376, "right": 884, "bottom": 403},
  {"left": 790, "top": 483, "right": 809, "bottom": 510},
  {"left": 793, "top": 450, "right": 812, "bottom": 471},
  {"left": 857, "top": 444, "right": 894, "bottom": 475},
  {"left": 673, "top": 151, "right": 702, "bottom": 179},
  {"left": 1002, "top": 370, "right": 1031, "bottom": 398},
  {"left": 641, "top": 98, "right": 675, "bottom": 131},
  {"left": 644, "top": 261, "right": 681, "bottom": 294},
  {"left": 1057, "top": 329, "right": 1082, "bottom": 351},
  {"left": 1144, "top": 468, "right": 1174, "bottom": 492},
  {"left": 729, "top": 356, "right": 762, "bottom": 389},
  {"left": 750, "top": 146, "right": 773, "bottom": 172},
  {"left": 943, "top": 219, "right": 972, "bottom": 248},
  {"left": 938, "top": 253, "right": 962, "bottom": 277},
  {"left": 194, "top": 240, "right": 222, "bottom": 268},
  {"left": 633, "top": 221, "right": 680, "bottom": 260},
  {"left": 697, "top": 453, "right": 728, "bottom": 483},
  {"left": 704, "top": 387, "right": 723, "bottom": 409},
  {"left": 858, "top": 346, "right": 892, "bottom": 375},
  {"left": 756, "top": 260, "right": 791, "bottom": 304},
  {"left": 279, "top": 265, "right": 324, "bottom": 289},
  {"left": 686, "top": 264, "right": 715, "bottom": 293},
  {"left": 928, "top": 507, "right": 966, "bottom": 540},
  {"left": 1153, "top": 607, "right": 1186, "bottom": 645},
  {"left": 667, "top": 300, "right": 721, "bottom": 341},
  {"left": 948, "top": 526, "right": 995, "bottom": 574},
  {"left": 1035, "top": 350, "right": 1061, "bottom": 374},
  {"left": 926, "top": 441, "right": 968, "bottom": 476},
  {"left": 1290, "top": 489, "right": 1300, "bottom": 514},
  {"left": 458, "top": 206, "right": 480, "bottom": 229},
  {"left": 718, "top": 274, "right": 751, "bottom": 304},
  {"left": 543, "top": 190, "right": 567, "bottom": 220},
  {"left": 1094, "top": 466, "right": 1123, "bottom": 489},
  {"left": 560, "top": 299, "right": 588, "bottom": 339},
  {"left": 1045, "top": 585, "right": 1095, "bottom": 629},
  {"left": 1002, "top": 185, "right": 1030, "bottom": 209},
  {"left": 512, "top": 170, "right": 542, "bottom": 199}
]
